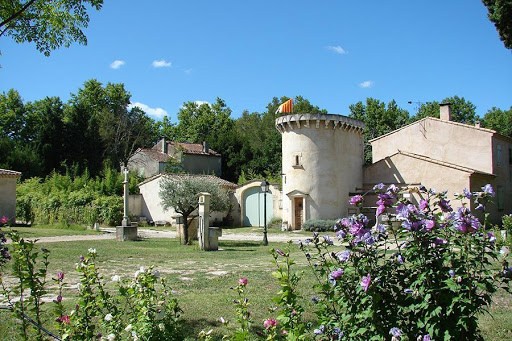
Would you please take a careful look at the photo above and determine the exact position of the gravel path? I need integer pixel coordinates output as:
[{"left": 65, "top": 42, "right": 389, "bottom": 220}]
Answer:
[{"left": 27, "top": 228, "right": 308, "bottom": 244}]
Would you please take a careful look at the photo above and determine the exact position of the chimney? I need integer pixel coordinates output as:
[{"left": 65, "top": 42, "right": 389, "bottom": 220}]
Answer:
[
  {"left": 202, "top": 141, "right": 209, "bottom": 153},
  {"left": 475, "top": 121, "right": 481, "bottom": 128},
  {"left": 439, "top": 103, "right": 451, "bottom": 121},
  {"left": 161, "top": 137, "right": 167, "bottom": 154}
]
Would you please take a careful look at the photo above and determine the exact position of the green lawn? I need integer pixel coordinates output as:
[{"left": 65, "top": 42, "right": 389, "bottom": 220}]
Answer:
[
  {"left": 6, "top": 225, "right": 104, "bottom": 238},
  {"left": 1, "top": 235, "right": 511, "bottom": 340}
]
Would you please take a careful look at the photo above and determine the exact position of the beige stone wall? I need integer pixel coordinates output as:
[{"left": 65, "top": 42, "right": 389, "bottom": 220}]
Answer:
[
  {"left": 364, "top": 153, "right": 472, "bottom": 206},
  {"left": 182, "top": 154, "right": 222, "bottom": 176},
  {"left": 139, "top": 175, "right": 228, "bottom": 225},
  {"left": 371, "top": 118, "right": 494, "bottom": 174},
  {"left": 128, "top": 152, "right": 160, "bottom": 178},
  {"left": 277, "top": 114, "right": 364, "bottom": 229},
  {"left": 0, "top": 177, "right": 17, "bottom": 223}
]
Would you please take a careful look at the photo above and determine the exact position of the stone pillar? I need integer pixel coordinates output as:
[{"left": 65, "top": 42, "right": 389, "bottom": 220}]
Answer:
[
  {"left": 198, "top": 192, "right": 211, "bottom": 250},
  {"left": 117, "top": 167, "right": 137, "bottom": 241},
  {"left": 198, "top": 193, "right": 222, "bottom": 251}
]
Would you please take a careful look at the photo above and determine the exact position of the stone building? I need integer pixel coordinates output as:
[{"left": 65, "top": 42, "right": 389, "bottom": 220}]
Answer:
[
  {"left": 127, "top": 137, "right": 222, "bottom": 178},
  {"left": 0, "top": 169, "right": 21, "bottom": 224},
  {"left": 364, "top": 103, "right": 511, "bottom": 225},
  {"left": 276, "top": 114, "right": 365, "bottom": 230}
]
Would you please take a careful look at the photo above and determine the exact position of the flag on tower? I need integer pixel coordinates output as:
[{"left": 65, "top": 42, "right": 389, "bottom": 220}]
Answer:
[{"left": 275, "top": 98, "right": 293, "bottom": 114}]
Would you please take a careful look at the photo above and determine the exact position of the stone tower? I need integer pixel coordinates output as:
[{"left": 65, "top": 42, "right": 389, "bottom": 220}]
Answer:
[{"left": 275, "top": 114, "right": 365, "bottom": 230}]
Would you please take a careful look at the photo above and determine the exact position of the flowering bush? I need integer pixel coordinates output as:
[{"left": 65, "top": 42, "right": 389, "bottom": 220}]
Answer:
[
  {"left": 230, "top": 277, "right": 253, "bottom": 340},
  {"left": 54, "top": 249, "right": 182, "bottom": 340},
  {"left": 299, "top": 184, "right": 511, "bottom": 340}
]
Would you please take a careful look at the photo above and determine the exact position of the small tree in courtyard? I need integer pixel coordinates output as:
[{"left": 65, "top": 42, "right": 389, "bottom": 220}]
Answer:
[{"left": 159, "top": 176, "right": 229, "bottom": 244}]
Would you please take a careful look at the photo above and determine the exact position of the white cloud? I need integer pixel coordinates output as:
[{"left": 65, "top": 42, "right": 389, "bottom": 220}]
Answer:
[
  {"left": 152, "top": 59, "right": 172, "bottom": 68},
  {"left": 110, "top": 60, "right": 125, "bottom": 69},
  {"left": 359, "top": 80, "right": 374, "bottom": 88},
  {"left": 326, "top": 45, "right": 347, "bottom": 54},
  {"left": 194, "top": 101, "right": 210, "bottom": 107},
  {"left": 129, "top": 102, "right": 168, "bottom": 119}
]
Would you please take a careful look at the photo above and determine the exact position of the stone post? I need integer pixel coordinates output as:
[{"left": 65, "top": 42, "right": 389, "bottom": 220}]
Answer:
[
  {"left": 116, "top": 167, "right": 137, "bottom": 241},
  {"left": 122, "top": 167, "right": 130, "bottom": 227},
  {"left": 197, "top": 192, "right": 222, "bottom": 251},
  {"left": 198, "top": 192, "right": 211, "bottom": 250}
]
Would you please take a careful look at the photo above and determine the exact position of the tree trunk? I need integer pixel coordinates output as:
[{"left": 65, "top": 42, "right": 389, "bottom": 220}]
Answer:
[{"left": 182, "top": 213, "right": 189, "bottom": 245}]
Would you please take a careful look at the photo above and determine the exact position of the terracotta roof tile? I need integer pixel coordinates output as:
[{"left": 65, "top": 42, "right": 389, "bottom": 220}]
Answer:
[{"left": 0, "top": 169, "right": 21, "bottom": 177}]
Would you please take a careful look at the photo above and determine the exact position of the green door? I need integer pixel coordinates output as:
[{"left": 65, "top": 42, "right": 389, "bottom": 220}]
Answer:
[{"left": 243, "top": 187, "right": 273, "bottom": 226}]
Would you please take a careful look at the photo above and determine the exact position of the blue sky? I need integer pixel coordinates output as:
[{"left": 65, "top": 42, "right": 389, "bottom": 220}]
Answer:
[{"left": 1, "top": 0, "right": 510, "bottom": 123}]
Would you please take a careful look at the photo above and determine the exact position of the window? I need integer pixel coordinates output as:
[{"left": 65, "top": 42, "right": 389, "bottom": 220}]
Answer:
[
  {"left": 497, "top": 186, "right": 504, "bottom": 210},
  {"left": 292, "top": 153, "right": 303, "bottom": 168},
  {"left": 509, "top": 148, "right": 512, "bottom": 165},
  {"left": 497, "top": 145, "right": 502, "bottom": 167}
]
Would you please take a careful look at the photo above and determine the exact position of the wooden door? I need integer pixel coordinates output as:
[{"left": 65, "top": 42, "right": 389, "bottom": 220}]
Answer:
[{"left": 294, "top": 197, "right": 303, "bottom": 230}]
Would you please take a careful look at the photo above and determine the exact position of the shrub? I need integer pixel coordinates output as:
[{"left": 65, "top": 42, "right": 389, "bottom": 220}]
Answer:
[{"left": 301, "top": 219, "right": 337, "bottom": 232}]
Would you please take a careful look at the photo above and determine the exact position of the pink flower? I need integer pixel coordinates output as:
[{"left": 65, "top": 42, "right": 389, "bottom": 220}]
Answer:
[
  {"left": 360, "top": 274, "right": 371, "bottom": 292},
  {"left": 56, "top": 295, "right": 62, "bottom": 303},
  {"left": 238, "top": 278, "right": 248, "bottom": 286},
  {"left": 59, "top": 315, "right": 70, "bottom": 324},
  {"left": 264, "top": 318, "right": 277, "bottom": 329},
  {"left": 57, "top": 272, "right": 65, "bottom": 281},
  {"left": 0, "top": 216, "right": 8, "bottom": 224}
]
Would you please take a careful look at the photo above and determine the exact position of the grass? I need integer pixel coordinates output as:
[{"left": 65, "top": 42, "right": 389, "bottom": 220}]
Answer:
[
  {"left": 6, "top": 224, "right": 103, "bottom": 238},
  {"left": 1, "top": 233, "right": 511, "bottom": 340}
]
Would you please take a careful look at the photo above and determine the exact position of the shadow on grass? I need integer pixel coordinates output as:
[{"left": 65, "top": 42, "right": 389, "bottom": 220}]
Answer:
[
  {"left": 219, "top": 241, "right": 262, "bottom": 250},
  {"left": 179, "top": 318, "right": 265, "bottom": 340}
]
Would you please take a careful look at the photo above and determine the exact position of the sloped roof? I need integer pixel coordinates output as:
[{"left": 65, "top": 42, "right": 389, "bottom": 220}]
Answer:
[
  {"left": 139, "top": 173, "right": 237, "bottom": 189},
  {"left": 395, "top": 150, "right": 495, "bottom": 176},
  {"left": 0, "top": 169, "right": 21, "bottom": 178},
  {"left": 174, "top": 142, "right": 221, "bottom": 156},
  {"left": 369, "top": 116, "right": 512, "bottom": 143},
  {"left": 136, "top": 148, "right": 171, "bottom": 162}
]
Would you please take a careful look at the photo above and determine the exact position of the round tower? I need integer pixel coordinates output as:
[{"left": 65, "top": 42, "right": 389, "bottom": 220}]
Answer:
[{"left": 275, "top": 113, "right": 365, "bottom": 230}]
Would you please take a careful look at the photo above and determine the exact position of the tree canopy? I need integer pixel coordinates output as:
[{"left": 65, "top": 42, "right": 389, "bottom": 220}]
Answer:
[
  {"left": 409, "top": 96, "right": 477, "bottom": 124},
  {"left": 482, "top": 106, "right": 512, "bottom": 137},
  {"left": 482, "top": 0, "right": 512, "bottom": 49},
  {"left": 159, "top": 176, "right": 230, "bottom": 244},
  {"left": 0, "top": 0, "right": 104, "bottom": 56}
]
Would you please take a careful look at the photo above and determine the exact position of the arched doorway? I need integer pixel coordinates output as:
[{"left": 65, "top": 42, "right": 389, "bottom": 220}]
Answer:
[{"left": 243, "top": 186, "right": 273, "bottom": 226}]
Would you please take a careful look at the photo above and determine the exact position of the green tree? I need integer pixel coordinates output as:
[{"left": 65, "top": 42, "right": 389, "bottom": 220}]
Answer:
[
  {"left": 0, "top": 0, "right": 104, "bottom": 56},
  {"left": 482, "top": 0, "right": 512, "bottom": 49},
  {"left": 482, "top": 106, "right": 512, "bottom": 137},
  {"left": 410, "top": 96, "right": 477, "bottom": 124},
  {"left": 67, "top": 79, "right": 157, "bottom": 170},
  {"left": 349, "top": 98, "right": 409, "bottom": 164},
  {"left": 159, "top": 176, "right": 229, "bottom": 244}
]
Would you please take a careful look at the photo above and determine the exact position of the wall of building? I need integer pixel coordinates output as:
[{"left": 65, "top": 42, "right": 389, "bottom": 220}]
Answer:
[
  {"left": 138, "top": 175, "right": 229, "bottom": 226},
  {"left": 277, "top": 114, "right": 364, "bottom": 229},
  {"left": 371, "top": 118, "right": 494, "bottom": 174},
  {"left": 234, "top": 181, "right": 282, "bottom": 227},
  {"left": 0, "top": 177, "right": 17, "bottom": 224},
  {"left": 128, "top": 152, "right": 160, "bottom": 178},
  {"left": 364, "top": 153, "right": 473, "bottom": 207},
  {"left": 182, "top": 154, "right": 222, "bottom": 176}
]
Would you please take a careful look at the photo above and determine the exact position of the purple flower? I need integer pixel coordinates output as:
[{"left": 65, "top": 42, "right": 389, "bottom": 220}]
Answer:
[
  {"left": 376, "top": 205, "right": 386, "bottom": 217},
  {"left": 263, "top": 318, "right": 277, "bottom": 329},
  {"left": 438, "top": 198, "right": 453, "bottom": 213},
  {"left": 373, "top": 183, "right": 385, "bottom": 191},
  {"left": 404, "top": 288, "right": 413, "bottom": 294},
  {"left": 330, "top": 268, "right": 344, "bottom": 280},
  {"left": 422, "top": 335, "right": 431, "bottom": 341},
  {"left": 453, "top": 207, "right": 480, "bottom": 233},
  {"left": 360, "top": 274, "right": 371, "bottom": 292},
  {"left": 56, "top": 295, "right": 63, "bottom": 303},
  {"left": 336, "top": 229, "right": 346, "bottom": 240},
  {"left": 57, "top": 272, "right": 65, "bottom": 281},
  {"left": 349, "top": 195, "right": 363, "bottom": 206},
  {"left": 481, "top": 184, "right": 495, "bottom": 197},
  {"left": 463, "top": 188, "right": 472, "bottom": 199},
  {"left": 449, "top": 270, "right": 455, "bottom": 278},
  {"left": 238, "top": 278, "right": 248, "bottom": 286},
  {"left": 397, "top": 254, "right": 404, "bottom": 264},
  {"left": 311, "top": 296, "right": 319, "bottom": 303},
  {"left": 323, "top": 235, "right": 333, "bottom": 245},
  {"left": 336, "top": 250, "right": 351, "bottom": 262},
  {"left": 419, "top": 199, "right": 429, "bottom": 211},
  {"left": 389, "top": 327, "right": 402, "bottom": 338},
  {"left": 79, "top": 255, "right": 85, "bottom": 261},
  {"left": 475, "top": 204, "right": 485, "bottom": 211},
  {"left": 434, "top": 238, "right": 448, "bottom": 246},
  {"left": 314, "top": 325, "right": 325, "bottom": 335},
  {"left": 387, "top": 184, "right": 399, "bottom": 193},
  {"left": 487, "top": 232, "right": 496, "bottom": 243},
  {"left": 424, "top": 219, "right": 435, "bottom": 231},
  {"left": 377, "top": 224, "right": 387, "bottom": 234}
]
